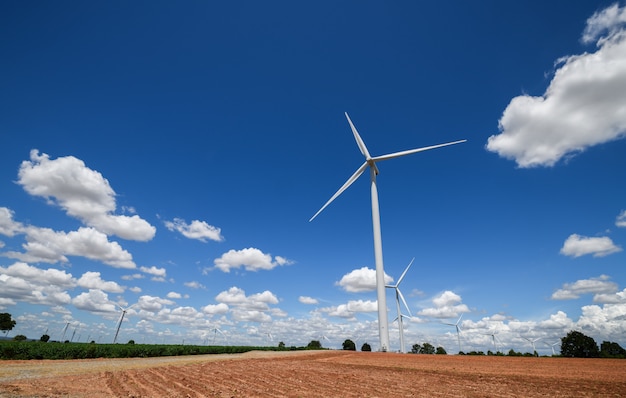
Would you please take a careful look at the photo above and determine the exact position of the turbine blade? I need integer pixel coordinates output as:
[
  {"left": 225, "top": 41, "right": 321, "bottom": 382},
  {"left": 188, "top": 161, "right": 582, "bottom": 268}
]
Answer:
[
  {"left": 397, "top": 257, "right": 415, "bottom": 285},
  {"left": 309, "top": 161, "right": 368, "bottom": 222},
  {"left": 397, "top": 288, "right": 412, "bottom": 317},
  {"left": 345, "top": 112, "right": 372, "bottom": 160},
  {"left": 371, "top": 140, "right": 467, "bottom": 162}
]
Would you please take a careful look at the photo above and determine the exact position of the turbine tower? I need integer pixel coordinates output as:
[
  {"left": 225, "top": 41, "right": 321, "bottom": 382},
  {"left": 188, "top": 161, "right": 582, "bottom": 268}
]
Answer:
[
  {"left": 310, "top": 112, "right": 466, "bottom": 351},
  {"left": 443, "top": 314, "right": 464, "bottom": 354},
  {"left": 113, "top": 303, "right": 136, "bottom": 344},
  {"left": 386, "top": 257, "right": 414, "bottom": 353}
]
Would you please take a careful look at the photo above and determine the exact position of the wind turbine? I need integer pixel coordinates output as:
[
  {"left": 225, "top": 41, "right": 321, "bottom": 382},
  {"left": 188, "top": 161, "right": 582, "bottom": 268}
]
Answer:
[
  {"left": 485, "top": 327, "right": 502, "bottom": 353},
  {"left": 113, "top": 303, "right": 136, "bottom": 344},
  {"left": 211, "top": 327, "right": 226, "bottom": 345},
  {"left": 523, "top": 336, "right": 542, "bottom": 356},
  {"left": 386, "top": 257, "right": 414, "bottom": 353},
  {"left": 60, "top": 322, "right": 70, "bottom": 342},
  {"left": 545, "top": 340, "right": 560, "bottom": 356},
  {"left": 310, "top": 112, "right": 466, "bottom": 351},
  {"left": 443, "top": 314, "right": 464, "bottom": 354}
]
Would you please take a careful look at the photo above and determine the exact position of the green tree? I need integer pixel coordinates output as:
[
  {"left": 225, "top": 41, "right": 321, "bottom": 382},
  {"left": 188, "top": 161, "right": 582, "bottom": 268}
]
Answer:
[
  {"left": 600, "top": 341, "right": 626, "bottom": 358},
  {"left": 411, "top": 343, "right": 421, "bottom": 354},
  {"left": 361, "top": 342, "right": 371, "bottom": 352},
  {"left": 0, "top": 313, "right": 16, "bottom": 335},
  {"left": 421, "top": 343, "right": 435, "bottom": 354},
  {"left": 342, "top": 339, "right": 356, "bottom": 351},
  {"left": 435, "top": 346, "right": 447, "bottom": 355},
  {"left": 40, "top": 334, "right": 50, "bottom": 342},
  {"left": 13, "top": 334, "right": 27, "bottom": 341},
  {"left": 278, "top": 341, "right": 285, "bottom": 349},
  {"left": 307, "top": 340, "right": 322, "bottom": 350},
  {"left": 560, "top": 331, "right": 599, "bottom": 358},
  {"left": 127, "top": 340, "right": 135, "bottom": 345}
]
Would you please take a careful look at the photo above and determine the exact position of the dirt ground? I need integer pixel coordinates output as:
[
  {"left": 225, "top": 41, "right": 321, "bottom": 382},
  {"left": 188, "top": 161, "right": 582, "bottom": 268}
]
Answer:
[{"left": 1, "top": 350, "right": 625, "bottom": 397}]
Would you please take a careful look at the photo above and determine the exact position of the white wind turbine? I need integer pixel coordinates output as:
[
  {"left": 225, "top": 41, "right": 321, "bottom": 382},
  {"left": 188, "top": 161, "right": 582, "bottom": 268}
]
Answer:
[
  {"left": 524, "top": 336, "right": 542, "bottom": 356},
  {"left": 443, "top": 314, "right": 464, "bottom": 354},
  {"left": 211, "top": 327, "right": 226, "bottom": 345},
  {"left": 545, "top": 340, "right": 560, "bottom": 356},
  {"left": 386, "top": 257, "right": 415, "bottom": 353},
  {"left": 113, "top": 303, "right": 136, "bottom": 344},
  {"left": 310, "top": 112, "right": 466, "bottom": 351},
  {"left": 485, "top": 327, "right": 502, "bottom": 353}
]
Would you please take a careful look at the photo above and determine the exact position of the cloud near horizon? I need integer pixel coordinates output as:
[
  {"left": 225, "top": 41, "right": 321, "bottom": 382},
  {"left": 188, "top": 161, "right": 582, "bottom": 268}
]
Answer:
[{"left": 486, "top": 4, "right": 626, "bottom": 167}]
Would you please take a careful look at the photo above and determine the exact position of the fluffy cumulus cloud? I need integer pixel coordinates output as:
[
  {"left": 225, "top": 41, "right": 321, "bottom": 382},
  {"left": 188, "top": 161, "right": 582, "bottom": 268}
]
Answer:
[
  {"left": 139, "top": 266, "right": 167, "bottom": 281},
  {"left": 560, "top": 234, "right": 622, "bottom": 258},
  {"left": 0, "top": 207, "right": 23, "bottom": 237},
  {"left": 616, "top": 210, "right": 626, "bottom": 227},
  {"left": 72, "top": 289, "right": 118, "bottom": 313},
  {"left": 298, "top": 296, "right": 319, "bottom": 305},
  {"left": 213, "top": 287, "right": 280, "bottom": 322},
  {"left": 17, "top": 150, "right": 155, "bottom": 241},
  {"left": 551, "top": 275, "right": 619, "bottom": 300},
  {"left": 164, "top": 218, "right": 224, "bottom": 242},
  {"left": 213, "top": 247, "right": 293, "bottom": 272},
  {"left": 486, "top": 4, "right": 626, "bottom": 167},
  {"left": 201, "top": 303, "right": 229, "bottom": 315},
  {"left": 77, "top": 271, "right": 124, "bottom": 293},
  {"left": 137, "top": 295, "right": 175, "bottom": 312},
  {"left": 2, "top": 220, "right": 136, "bottom": 269},
  {"left": 336, "top": 267, "right": 393, "bottom": 293},
  {"left": 0, "top": 262, "right": 74, "bottom": 306},
  {"left": 417, "top": 290, "right": 470, "bottom": 319}
]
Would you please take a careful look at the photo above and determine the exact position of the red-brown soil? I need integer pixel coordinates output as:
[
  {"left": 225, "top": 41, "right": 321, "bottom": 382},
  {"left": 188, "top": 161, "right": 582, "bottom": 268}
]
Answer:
[{"left": 1, "top": 350, "right": 625, "bottom": 397}]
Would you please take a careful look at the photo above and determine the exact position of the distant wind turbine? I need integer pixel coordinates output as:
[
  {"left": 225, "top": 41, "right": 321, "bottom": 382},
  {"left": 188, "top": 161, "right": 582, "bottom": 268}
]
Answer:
[
  {"left": 485, "top": 327, "right": 502, "bottom": 353},
  {"left": 523, "top": 336, "right": 542, "bottom": 356},
  {"left": 211, "top": 327, "right": 226, "bottom": 345},
  {"left": 545, "top": 340, "right": 560, "bottom": 356},
  {"left": 113, "top": 303, "right": 136, "bottom": 344},
  {"left": 60, "top": 322, "right": 70, "bottom": 342},
  {"left": 443, "top": 314, "right": 464, "bottom": 354},
  {"left": 310, "top": 112, "right": 466, "bottom": 351},
  {"left": 386, "top": 257, "right": 414, "bottom": 353}
]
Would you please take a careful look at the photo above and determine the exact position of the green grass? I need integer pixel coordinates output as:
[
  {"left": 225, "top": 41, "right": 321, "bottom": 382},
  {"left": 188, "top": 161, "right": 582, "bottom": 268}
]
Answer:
[{"left": 0, "top": 340, "right": 308, "bottom": 360}]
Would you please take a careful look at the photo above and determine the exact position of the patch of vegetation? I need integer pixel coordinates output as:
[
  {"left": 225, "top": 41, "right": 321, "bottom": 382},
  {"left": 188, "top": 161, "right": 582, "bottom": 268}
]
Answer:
[{"left": 0, "top": 341, "right": 307, "bottom": 360}]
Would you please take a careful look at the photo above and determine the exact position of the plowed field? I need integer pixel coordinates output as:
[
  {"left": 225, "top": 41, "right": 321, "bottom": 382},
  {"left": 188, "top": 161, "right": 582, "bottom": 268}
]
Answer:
[{"left": 1, "top": 350, "right": 625, "bottom": 397}]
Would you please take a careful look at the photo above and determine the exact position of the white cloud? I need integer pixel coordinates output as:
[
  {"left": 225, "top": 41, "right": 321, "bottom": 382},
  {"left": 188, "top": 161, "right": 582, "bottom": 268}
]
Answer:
[
  {"left": 298, "top": 296, "right": 318, "bottom": 305},
  {"left": 215, "top": 287, "right": 277, "bottom": 310},
  {"left": 560, "top": 233, "right": 622, "bottom": 257},
  {"left": 616, "top": 210, "right": 626, "bottom": 227},
  {"left": 0, "top": 262, "right": 74, "bottom": 306},
  {"left": 201, "top": 303, "right": 229, "bottom": 315},
  {"left": 3, "top": 226, "right": 136, "bottom": 268},
  {"left": 140, "top": 266, "right": 167, "bottom": 277},
  {"left": 486, "top": 4, "right": 626, "bottom": 167},
  {"left": 594, "top": 288, "right": 626, "bottom": 304},
  {"left": 77, "top": 271, "right": 124, "bottom": 293},
  {"left": 137, "top": 295, "right": 175, "bottom": 312},
  {"left": 17, "top": 150, "right": 155, "bottom": 241},
  {"left": 417, "top": 290, "right": 470, "bottom": 319},
  {"left": 213, "top": 247, "right": 293, "bottom": 272},
  {"left": 551, "top": 275, "right": 618, "bottom": 300},
  {"left": 347, "top": 299, "right": 377, "bottom": 312},
  {"left": 72, "top": 289, "right": 117, "bottom": 313},
  {"left": 336, "top": 267, "right": 393, "bottom": 293},
  {"left": 184, "top": 281, "right": 205, "bottom": 289},
  {"left": 0, "top": 207, "right": 23, "bottom": 237},
  {"left": 121, "top": 273, "right": 144, "bottom": 281},
  {"left": 164, "top": 218, "right": 224, "bottom": 242},
  {"left": 582, "top": 3, "right": 626, "bottom": 45},
  {"left": 166, "top": 292, "right": 182, "bottom": 299}
]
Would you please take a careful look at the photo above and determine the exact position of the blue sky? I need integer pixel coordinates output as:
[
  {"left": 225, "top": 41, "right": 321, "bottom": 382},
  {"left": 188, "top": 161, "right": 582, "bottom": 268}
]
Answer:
[{"left": 1, "top": 1, "right": 625, "bottom": 353}]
